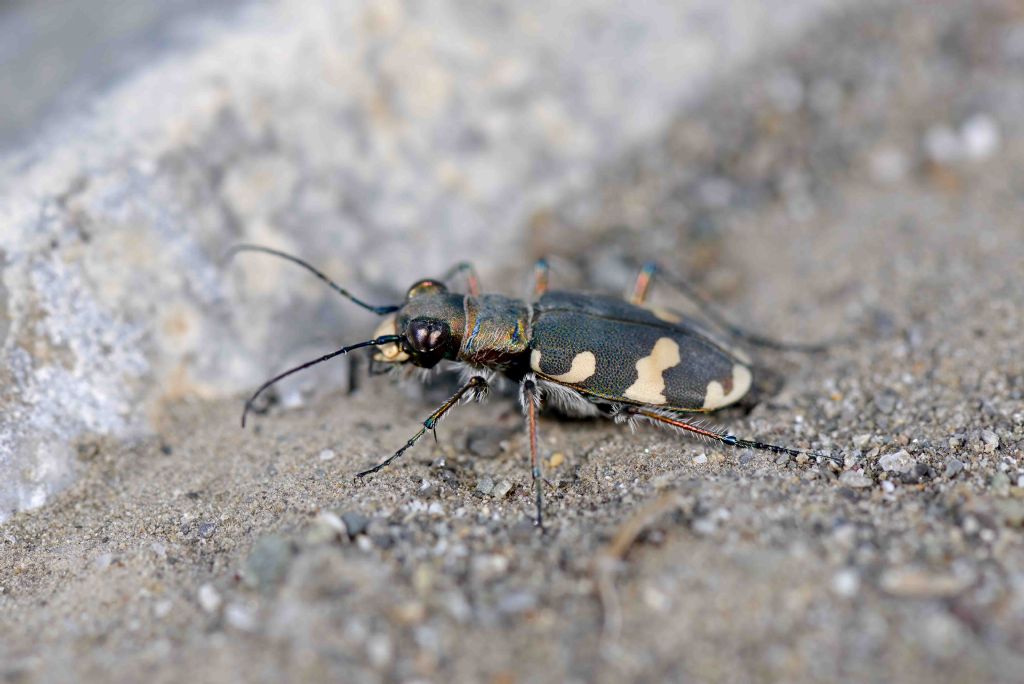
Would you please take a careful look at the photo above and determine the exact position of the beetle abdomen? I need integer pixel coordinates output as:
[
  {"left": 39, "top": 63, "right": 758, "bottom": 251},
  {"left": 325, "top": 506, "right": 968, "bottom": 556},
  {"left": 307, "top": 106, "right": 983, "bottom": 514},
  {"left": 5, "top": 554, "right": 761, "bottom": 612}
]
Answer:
[{"left": 529, "top": 294, "right": 752, "bottom": 411}]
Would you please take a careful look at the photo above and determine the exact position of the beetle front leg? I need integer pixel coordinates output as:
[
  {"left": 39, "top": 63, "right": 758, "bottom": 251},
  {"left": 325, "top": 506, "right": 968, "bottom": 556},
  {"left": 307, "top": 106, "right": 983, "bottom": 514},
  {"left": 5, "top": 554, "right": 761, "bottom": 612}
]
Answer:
[
  {"left": 520, "top": 377, "right": 544, "bottom": 528},
  {"left": 356, "top": 376, "right": 489, "bottom": 477}
]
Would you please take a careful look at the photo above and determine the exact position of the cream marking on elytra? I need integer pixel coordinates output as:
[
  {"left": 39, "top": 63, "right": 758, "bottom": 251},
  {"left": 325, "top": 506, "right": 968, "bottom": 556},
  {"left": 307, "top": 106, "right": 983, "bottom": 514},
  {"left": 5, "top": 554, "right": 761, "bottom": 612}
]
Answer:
[
  {"left": 624, "top": 337, "right": 680, "bottom": 404},
  {"left": 530, "top": 349, "right": 597, "bottom": 384},
  {"left": 702, "top": 363, "right": 752, "bottom": 410}
]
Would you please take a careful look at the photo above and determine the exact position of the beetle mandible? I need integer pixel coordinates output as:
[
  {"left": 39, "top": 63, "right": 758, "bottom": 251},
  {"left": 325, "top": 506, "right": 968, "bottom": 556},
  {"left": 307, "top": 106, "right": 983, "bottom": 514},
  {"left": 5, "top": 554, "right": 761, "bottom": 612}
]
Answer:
[{"left": 229, "top": 245, "right": 831, "bottom": 527}]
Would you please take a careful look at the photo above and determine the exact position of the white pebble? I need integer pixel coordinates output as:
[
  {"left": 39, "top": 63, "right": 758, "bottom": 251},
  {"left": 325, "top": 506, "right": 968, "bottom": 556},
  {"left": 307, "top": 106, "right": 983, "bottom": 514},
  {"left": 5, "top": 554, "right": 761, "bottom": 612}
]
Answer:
[
  {"left": 318, "top": 448, "right": 336, "bottom": 461},
  {"left": 153, "top": 599, "right": 173, "bottom": 619},
  {"left": 961, "top": 114, "right": 999, "bottom": 161},
  {"left": 198, "top": 583, "right": 222, "bottom": 614},
  {"left": 225, "top": 603, "right": 257, "bottom": 631},
  {"left": 831, "top": 569, "right": 860, "bottom": 597},
  {"left": 692, "top": 454, "right": 708, "bottom": 465},
  {"left": 366, "top": 634, "right": 393, "bottom": 669}
]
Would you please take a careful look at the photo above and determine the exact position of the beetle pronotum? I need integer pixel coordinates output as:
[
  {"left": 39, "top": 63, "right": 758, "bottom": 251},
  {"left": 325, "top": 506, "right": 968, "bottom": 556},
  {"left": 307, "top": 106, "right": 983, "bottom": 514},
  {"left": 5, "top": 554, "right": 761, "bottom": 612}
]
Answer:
[{"left": 229, "top": 246, "right": 834, "bottom": 527}]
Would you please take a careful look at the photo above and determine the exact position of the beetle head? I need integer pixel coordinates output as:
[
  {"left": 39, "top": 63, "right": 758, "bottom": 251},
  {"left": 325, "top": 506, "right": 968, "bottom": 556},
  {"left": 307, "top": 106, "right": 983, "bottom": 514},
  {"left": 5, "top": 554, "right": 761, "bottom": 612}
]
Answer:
[{"left": 373, "top": 279, "right": 465, "bottom": 368}]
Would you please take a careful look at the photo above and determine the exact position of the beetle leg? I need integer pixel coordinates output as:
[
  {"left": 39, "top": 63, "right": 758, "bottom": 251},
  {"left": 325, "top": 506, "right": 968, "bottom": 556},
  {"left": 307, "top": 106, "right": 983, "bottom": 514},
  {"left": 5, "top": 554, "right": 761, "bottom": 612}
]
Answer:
[
  {"left": 441, "top": 261, "right": 481, "bottom": 296},
  {"left": 631, "top": 408, "right": 840, "bottom": 465},
  {"left": 627, "top": 261, "right": 657, "bottom": 305},
  {"left": 356, "top": 376, "right": 489, "bottom": 477},
  {"left": 630, "top": 262, "right": 840, "bottom": 353},
  {"left": 531, "top": 258, "right": 550, "bottom": 297},
  {"left": 521, "top": 378, "right": 544, "bottom": 528}
]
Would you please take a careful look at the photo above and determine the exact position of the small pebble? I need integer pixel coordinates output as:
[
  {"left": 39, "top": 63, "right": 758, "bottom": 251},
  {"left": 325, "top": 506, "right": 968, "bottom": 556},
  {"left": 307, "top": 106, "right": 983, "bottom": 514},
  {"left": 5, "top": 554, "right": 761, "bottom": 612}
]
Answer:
[
  {"left": 881, "top": 480, "right": 895, "bottom": 493},
  {"left": 548, "top": 452, "right": 565, "bottom": 468},
  {"left": 497, "top": 590, "right": 537, "bottom": 615},
  {"left": 491, "top": 479, "right": 514, "bottom": 498},
  {"left": 198, "top": 583, "right": 222, "bottom": 613},
  {"left": 994, "top": 499, "right": 1024, "bottom": 527},
  {"left": 980, "top": 429, "right": 999, "bottom": 452},
  {"left": 225, "top": 603, "right": 258, "bottom": 632},
  {"left": 775, "top": 453, "right": 790, "bottom": 466},
  {"left": 306, "top": 511, "right": 346, "bottom": 544},
  {"left": 340, "top": 511, "right": 369, "bottom": 537},
  {"left": 839, "top": 471, "right": 872, "bottom": 488},
  {"left": 692, "top": 454, "right": 708, "bottom": 466},
  {"left": 879, "top": 567, "right": 970, "bottom": 598},
  {"left": 465, "top": 426, "right": 508, "bottom": 459},
  {"left": 738, "top": 450, "right": 754, "bottom": 465},
  {"left": 244, "top": 535, "right": 293, "bottom": 592},
  {"left": 153, "top": 599, "right": 173, "bottom": 619},
  {"left": 198, "top": 522, "right": 217, "bottom": 539},
  {"left": 878, "top": 449, "right": 914, "bottom": 474},
  {"left": 318, "top": 448, "right": 336, "bottom": 461},
  {"left": 831, "top": 569, "right": 860, "bottom": 597},
  {"left": 991, "top": 472, "right": 1011, "bottom": 495},
  {"left": 471, "top": 554, "right": 510, "bottom": 582},
  {"left": 944, "top": 457, "right": 964, "bottom": 478},
  {"left": 874, "top": 392, "right": 897, "bottom": 415},
  {"left": 961, "top": 113, "right": 999, "bottom": 161},
  {"left": 366, "top": 634, "right": 393, "bottom": 669},
  {"left": 475, "top": 477, "right": 495, "bottom": 496},
  {"left": 852, "top": 433, "right": 872, "bottom": 449}
]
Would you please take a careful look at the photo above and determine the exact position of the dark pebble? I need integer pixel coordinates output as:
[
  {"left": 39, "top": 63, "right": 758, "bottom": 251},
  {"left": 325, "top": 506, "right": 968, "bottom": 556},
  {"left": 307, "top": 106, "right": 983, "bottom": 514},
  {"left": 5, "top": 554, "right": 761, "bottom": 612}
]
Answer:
[
  {"left": 198, "top": 522, "right": 217, "bottom": 539},
  {"left": 340, "top": 511, "right": 369, "bottom": 537},
  {"left": 465, "top": 426, "right": 511, "bottom": 459},
  {"left": 244, "top": 535, "right": 294, "bottom": 592},
  {"left": 874, "top": 392, "right": 897, "bottom": 415},
  {"left": 900, "top": 463, "right": 935, "bottom": 484}
]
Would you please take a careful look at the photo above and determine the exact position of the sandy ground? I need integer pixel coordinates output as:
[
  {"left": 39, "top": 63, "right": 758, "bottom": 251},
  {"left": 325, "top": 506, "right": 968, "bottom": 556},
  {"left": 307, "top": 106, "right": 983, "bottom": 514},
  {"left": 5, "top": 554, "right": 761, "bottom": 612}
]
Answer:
[{"left": 3, "top": 2, "right": 1024, "bottom": 683}]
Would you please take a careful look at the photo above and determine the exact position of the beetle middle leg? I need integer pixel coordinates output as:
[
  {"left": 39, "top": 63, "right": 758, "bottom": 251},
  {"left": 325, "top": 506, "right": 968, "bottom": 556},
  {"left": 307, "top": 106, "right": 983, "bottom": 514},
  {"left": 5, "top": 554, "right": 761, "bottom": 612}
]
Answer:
[
  {"left": 520, "top": 377, "right": 545, "bottom": 528},
  {"left": 356, "top": 376, "right": 489, "bottom": 477}
]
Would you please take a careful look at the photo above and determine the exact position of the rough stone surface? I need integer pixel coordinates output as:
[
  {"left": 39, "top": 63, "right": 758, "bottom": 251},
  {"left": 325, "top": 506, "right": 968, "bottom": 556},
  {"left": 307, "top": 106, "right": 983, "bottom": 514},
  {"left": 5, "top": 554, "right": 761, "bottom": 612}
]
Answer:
[
  {"left": 3, "top": 1, "right": 1024, "bottom": 683},
  {"left": 0, "top": 0, "right": 840, "bottom": 520}
]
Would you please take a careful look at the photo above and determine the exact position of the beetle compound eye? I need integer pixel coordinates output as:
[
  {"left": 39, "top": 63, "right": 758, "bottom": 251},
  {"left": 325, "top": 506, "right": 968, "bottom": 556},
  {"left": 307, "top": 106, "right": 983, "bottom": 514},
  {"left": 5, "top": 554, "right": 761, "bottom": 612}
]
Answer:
[
  {"left": 408, "top": 319, "right": 450, "bottom": 353},
  {"left": 406, "top": 279, "right": 448, "bottom": 300}
]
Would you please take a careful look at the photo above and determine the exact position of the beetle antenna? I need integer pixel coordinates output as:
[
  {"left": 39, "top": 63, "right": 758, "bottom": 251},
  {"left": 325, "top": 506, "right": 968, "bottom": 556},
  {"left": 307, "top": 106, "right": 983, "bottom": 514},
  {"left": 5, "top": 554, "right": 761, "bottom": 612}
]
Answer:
[
  {"left": 224, "top": 244, "right": 400, "bottom": 315},
  {"left": 241, "top": 335, "right": 402, "bottom": 427}
]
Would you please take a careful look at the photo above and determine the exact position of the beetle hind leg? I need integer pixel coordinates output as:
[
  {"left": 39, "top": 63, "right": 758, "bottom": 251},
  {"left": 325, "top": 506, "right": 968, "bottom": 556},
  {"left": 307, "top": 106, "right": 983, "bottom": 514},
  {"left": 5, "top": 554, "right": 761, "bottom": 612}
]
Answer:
[{"left": 631, "top": 408, "right": 840, "bottom": 466}]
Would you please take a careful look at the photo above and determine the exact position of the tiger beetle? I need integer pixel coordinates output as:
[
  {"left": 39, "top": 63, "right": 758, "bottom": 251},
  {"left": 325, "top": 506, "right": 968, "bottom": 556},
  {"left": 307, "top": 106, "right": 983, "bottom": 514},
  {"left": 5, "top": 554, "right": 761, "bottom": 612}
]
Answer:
[{"left": 229, "top": 245, "right": 835, "bottom": 528}]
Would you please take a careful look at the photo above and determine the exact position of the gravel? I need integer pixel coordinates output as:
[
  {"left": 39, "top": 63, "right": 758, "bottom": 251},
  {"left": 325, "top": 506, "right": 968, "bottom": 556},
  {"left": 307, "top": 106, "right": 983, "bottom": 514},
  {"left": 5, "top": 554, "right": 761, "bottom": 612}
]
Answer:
[{"left": 3, "top": 2, "right": 1024, "bottom": 683}]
